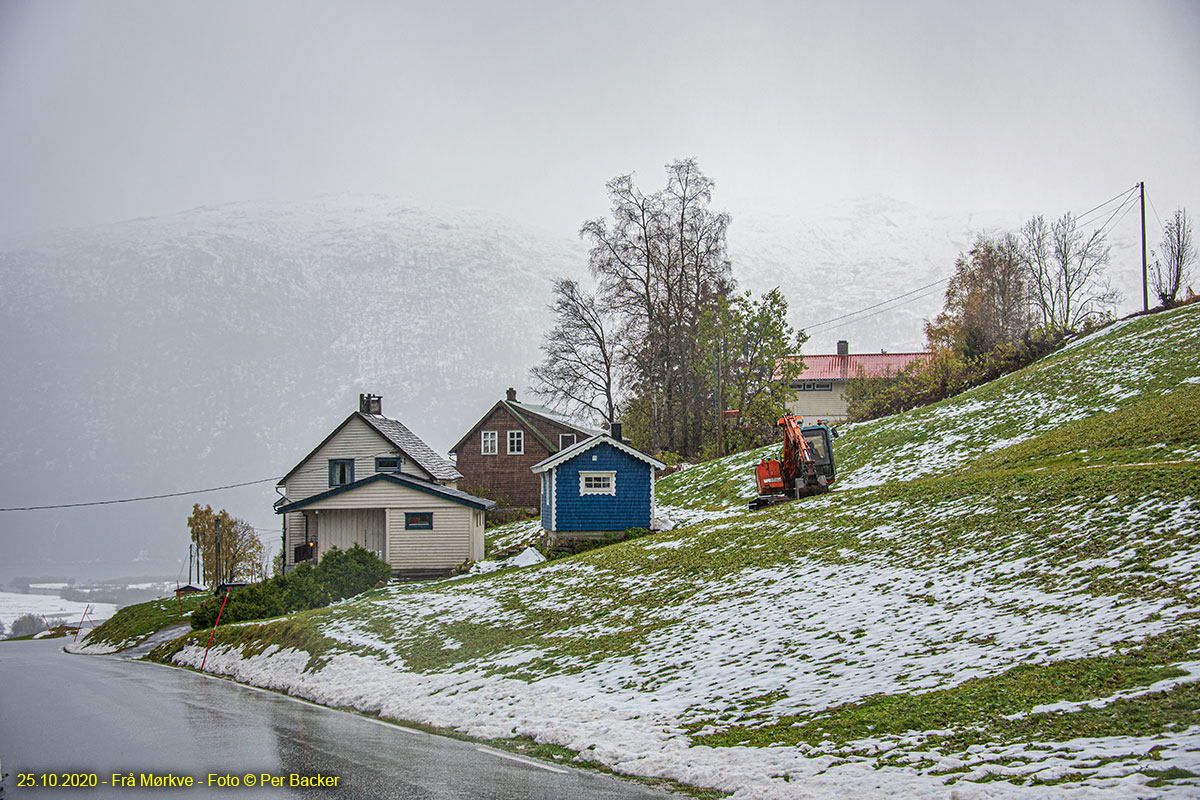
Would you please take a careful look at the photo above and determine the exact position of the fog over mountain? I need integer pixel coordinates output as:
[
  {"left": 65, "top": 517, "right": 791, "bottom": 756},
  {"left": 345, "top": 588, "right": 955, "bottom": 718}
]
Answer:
[{"left": 0, "top": 195, "right": 1137, "bottom": 580}]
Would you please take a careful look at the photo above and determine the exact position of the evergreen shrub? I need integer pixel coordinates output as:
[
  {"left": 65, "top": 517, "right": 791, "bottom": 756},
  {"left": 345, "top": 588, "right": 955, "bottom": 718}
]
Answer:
[{"left": 191, "top": 545, "right": 390, "bottom": 630}]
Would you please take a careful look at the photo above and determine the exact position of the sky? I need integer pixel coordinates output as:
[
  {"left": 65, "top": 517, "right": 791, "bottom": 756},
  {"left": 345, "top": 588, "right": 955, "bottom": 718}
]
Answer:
[{"left": 1, "top": 0, "right": 1198, "bottom": 242}]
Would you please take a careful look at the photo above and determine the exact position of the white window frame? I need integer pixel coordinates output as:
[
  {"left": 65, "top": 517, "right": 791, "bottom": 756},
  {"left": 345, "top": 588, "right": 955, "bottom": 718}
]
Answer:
[
  {"left": 579, "top": 470, "right": 616, "bottom": 496},
  {"left": 559, "top": 433, "right": 577, "bottom": 450},
  {"left": 481, "top": 430, "right": 497, "bottom": 455},
  {"left": 507, "top": 430, "right": 524, "bottom": 455}
]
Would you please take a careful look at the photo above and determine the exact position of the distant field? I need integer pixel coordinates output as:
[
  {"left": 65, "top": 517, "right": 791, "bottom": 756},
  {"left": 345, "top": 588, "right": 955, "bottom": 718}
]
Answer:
[{"left": 0, "top": 590, "right": 116, "bottom": 631}]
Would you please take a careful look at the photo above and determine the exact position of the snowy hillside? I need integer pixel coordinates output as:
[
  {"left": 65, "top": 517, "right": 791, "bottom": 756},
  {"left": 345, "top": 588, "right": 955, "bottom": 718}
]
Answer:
[{"left": 151, "top": 303, "right": 1200, "bottom": 798}]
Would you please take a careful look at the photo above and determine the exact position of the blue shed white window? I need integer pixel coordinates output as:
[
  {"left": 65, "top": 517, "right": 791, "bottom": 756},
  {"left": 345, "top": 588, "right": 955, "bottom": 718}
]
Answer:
[{"left": 579, "top": 470, "right": 616, "bottom": 496}]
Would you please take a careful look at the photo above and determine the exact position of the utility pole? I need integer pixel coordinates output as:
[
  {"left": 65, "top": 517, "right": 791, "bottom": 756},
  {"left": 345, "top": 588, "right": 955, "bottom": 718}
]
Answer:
[
  {"left": 1141, "top": 181, "right": 1149, "bottom": 312},
  {"left": 713, "top": 347, "right": 722, "bottom": 457},
  {"left": 215, "top": 517, "right": 223, "bottom": 588}
]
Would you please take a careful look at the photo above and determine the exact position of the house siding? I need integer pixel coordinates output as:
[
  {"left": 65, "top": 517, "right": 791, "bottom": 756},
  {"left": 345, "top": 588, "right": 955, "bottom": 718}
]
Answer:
[
  {"left": 454, "top": 405, "right": 562, "bottom": 507},
  {"left": 785, "top": 381, "right": 849, "bottom": 422},
  {"left": 540, "top": 470, "right": 553, "bottom": 529},
  {"left": 281, "top": 416, "right": 431, "bottom": 503},
  {"left": 296, "top": 481, "right": 482, "bottom": 572},
  {"left": 283, "top": 511, "right": 310, "bottom": 567},
  {"left": 550, "top": 443, "right": 652, "bottom": 534}
]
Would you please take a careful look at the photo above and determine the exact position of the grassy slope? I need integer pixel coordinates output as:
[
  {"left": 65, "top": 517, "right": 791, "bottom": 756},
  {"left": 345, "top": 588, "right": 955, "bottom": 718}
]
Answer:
[
  {"left": 155, "top": 304, "right": 1200, "bottom": 795},
  {"left": 79, "top": 593, "right": 205, "bottom": 652}
]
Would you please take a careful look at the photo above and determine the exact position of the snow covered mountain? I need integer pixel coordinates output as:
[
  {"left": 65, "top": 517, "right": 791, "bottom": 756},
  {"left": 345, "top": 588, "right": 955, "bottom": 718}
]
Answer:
[{"left": 2, "top": 194, "right": 1132, "bottom": 578}]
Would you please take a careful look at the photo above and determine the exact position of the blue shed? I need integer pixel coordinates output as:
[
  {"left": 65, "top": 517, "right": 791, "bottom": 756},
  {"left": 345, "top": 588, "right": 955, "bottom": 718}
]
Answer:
[{"left": 531, "top": 434, "right": 666, "bottom": 538}]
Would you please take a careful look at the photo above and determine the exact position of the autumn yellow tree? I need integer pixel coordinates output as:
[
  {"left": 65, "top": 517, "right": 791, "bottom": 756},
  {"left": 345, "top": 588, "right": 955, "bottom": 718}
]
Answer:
[{"left": 187, "top": 504, "right": 265, "bottom": 586}]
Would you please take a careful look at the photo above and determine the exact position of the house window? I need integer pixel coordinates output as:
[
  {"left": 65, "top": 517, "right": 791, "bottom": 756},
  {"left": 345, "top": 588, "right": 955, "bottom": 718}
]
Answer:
[
  {"left": 404, "top": 512, "right": 433, "bottom": 530},
  {"left": 579, "top": 470, "right": 616, "bottom": 496},
  {"left": 375, "top": 456, "right": 402, "bottom": 473},
  {"left": 559, "top": 433, "right": 576, "bottom": 449},
  {"left": 508, "top": 430, "right": 524, "bottom": 455},
  {"left": 481, "top": 430, "right": 497, "bottom": 455},
  {"left": 793, "top": 381, "right": 834, "bottom": 392},
  {"left": 328, "top": 459, "right": 354, "bottom": 486}
]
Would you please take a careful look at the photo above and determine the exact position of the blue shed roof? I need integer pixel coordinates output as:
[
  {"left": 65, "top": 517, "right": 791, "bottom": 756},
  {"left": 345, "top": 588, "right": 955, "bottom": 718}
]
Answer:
[{"left": 530, "top": 434, "right": 665, "bottom": 473}]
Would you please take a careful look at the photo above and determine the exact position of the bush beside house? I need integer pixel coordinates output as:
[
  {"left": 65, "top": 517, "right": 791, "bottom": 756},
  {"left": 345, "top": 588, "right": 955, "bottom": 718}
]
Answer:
[{"left": 191, "top": 545, "right": 390, "bottom": 630}]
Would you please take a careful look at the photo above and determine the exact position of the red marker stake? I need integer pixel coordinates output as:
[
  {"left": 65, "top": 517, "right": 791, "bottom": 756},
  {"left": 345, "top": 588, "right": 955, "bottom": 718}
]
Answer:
[
  {"left": 176, "top": 583, "right": 183, "bottom": 617},
  {"left": 200, "top": 588, "right": 232, "bottom": 673}
]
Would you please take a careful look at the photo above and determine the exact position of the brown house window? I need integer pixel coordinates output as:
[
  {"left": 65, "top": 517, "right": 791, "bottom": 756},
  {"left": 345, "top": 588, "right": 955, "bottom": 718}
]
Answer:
[
  {"left": 481, "top": 430, "right": 498, "bottom": 455},
  {"left": 559, "top": 433, "right": 576, "bottom": 449},
  {"left": 507, "top": 430, "right": 524, "bottom": 455}
]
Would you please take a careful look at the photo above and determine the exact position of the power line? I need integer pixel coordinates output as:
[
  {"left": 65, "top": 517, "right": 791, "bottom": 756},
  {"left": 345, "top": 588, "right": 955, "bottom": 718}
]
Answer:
[
  {"left": 1075, "top": 184, "right": 1139, "bottom": 226},
  {"left": 0, "top": 477, "right": 282, "bottom": 512},
  {"left": 1107, "top": 196, "right": 1139, "bottom": 236},
  {"left": 803, "top": 276, "right": 951, "bottom": 332},
  {"left": 1147, "top": 193, "right": 1165, "bottom": 233},
  {"left": 816, "top": 284, "right": 951, "bottom": 333},
  {"left": 797, "top": 184, "right": 1141, "bottom": 338},
  {"left": 1091, "top": 191, "right": 1140, "bottom": 240},
  {"left": 0, "top": 445, "right": 436, "bottom": 513}
]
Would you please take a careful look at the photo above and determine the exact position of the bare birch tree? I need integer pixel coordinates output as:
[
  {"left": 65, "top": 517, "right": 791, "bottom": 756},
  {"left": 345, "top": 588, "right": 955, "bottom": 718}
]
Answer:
[
  {"left": 1151, "top": 208, "right": 1196, "bottom": 307},
  {"left": 530, "top": 279, "right": 620, "bottom": 425},
  {"left": 579, "top": 159, "right": 732, "bottom": 455},
  {"left": 1022, "top": 212, "right": 1117, "bottom": 332}
]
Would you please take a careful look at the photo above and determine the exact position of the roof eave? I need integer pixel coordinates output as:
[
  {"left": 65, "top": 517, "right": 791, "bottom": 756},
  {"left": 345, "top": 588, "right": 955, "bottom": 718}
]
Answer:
[{"left": 276, "top": 472, "right": 494, "bottom": 514}]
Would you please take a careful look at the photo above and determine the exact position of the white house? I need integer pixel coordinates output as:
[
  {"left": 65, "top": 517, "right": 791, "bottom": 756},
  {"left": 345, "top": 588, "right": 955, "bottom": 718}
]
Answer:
[
  {"left": 275, "top": 394, "right": 493, "bottom": 578},
  {"left": 776, "top": 341, "right": 933, "bottom": 424}
]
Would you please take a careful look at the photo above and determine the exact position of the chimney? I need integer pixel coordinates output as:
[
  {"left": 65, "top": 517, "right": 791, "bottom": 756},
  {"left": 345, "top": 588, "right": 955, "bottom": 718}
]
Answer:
[
  {"left": 506, "top": 387, "right": 517, "bottom": 402},
  {"left": 610, "top": 422, "right": 623, "bottom": 442},
  {"left": 359, "top": 393, "right": 382, "bottom": 414},
  {"left": 837, "top": 340, "right": 849, "bottom": 356}
]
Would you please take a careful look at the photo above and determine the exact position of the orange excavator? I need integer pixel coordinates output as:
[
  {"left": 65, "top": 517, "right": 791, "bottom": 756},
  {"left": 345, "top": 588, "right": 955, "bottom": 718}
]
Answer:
[{"left": 749, "top": 413, "right": 837, "bottom": 511}]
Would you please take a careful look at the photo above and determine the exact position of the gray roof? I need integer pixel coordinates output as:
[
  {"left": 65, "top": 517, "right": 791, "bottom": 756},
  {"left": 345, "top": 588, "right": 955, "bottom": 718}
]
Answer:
[
  {"left": 508, "top": 401, "right": 605, "bottom": 437},
  {"left": 359, "top": 413, "right": 463, "bottom": 482}
]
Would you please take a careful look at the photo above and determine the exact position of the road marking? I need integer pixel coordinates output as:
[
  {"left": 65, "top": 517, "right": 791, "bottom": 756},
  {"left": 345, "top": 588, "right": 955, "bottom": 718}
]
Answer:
[{"left": 476, "top": 746, "right": 569, "bottom": 774}]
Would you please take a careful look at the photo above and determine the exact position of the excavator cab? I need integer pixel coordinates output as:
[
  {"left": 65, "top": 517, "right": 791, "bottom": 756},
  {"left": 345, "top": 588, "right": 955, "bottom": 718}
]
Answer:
[{"left": 799, "top": 425, "right": 836, "bottom": 484}]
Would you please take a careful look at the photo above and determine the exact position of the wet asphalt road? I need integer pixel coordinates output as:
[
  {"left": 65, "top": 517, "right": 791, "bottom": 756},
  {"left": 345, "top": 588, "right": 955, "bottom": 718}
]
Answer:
[{"left": 0, "top": 638, "right": 677, "bottom": 799}]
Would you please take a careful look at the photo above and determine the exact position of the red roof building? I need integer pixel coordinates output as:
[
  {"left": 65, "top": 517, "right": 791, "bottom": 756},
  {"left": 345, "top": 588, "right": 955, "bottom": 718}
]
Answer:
[{"left": 777, "top": 341, "right": 932, "bottom": 423}]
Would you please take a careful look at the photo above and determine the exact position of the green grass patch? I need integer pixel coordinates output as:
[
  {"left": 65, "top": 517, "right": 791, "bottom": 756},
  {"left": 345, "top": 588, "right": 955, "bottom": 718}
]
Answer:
[
  {"left": 967, "top": 383, "right": 1200, "bottom": 474},
  {"left": 692, "top": 626, "right": 1200, "bottom": 749},
  {"left": 84, "top": 593, "right": 207, "bottom": 651}
]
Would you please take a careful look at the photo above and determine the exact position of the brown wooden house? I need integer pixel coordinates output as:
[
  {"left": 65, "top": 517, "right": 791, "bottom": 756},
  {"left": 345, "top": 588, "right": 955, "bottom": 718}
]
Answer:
[{"left": 450, "top": 388, "right": 599, "bottom": 508}]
